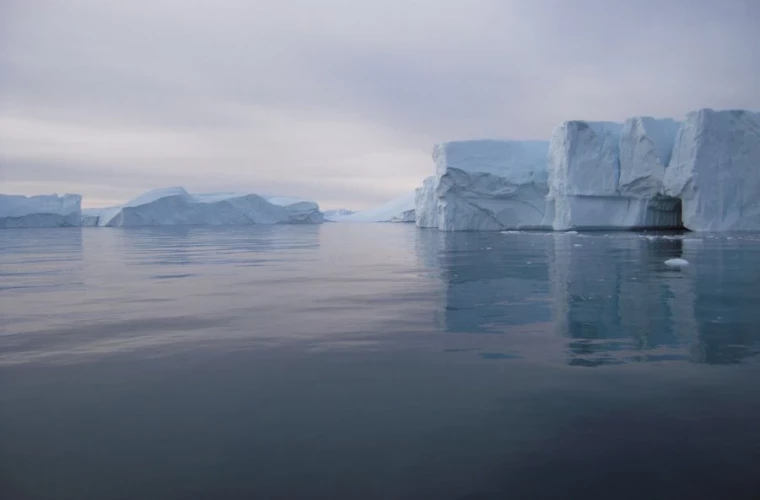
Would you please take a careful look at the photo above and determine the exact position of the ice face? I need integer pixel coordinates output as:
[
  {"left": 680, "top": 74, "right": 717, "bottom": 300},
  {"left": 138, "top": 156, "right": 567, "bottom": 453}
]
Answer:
[
  {"left": 548, "top": 121, "right": 624, "bottom": 200},
  {"left": 424, "top": 140, "right": 551, "bottom": 231},
  {"left": 337, "top": 192, "right": 416, "bottom": 223},
  {"left": 415, "top": 176, "right": 439, "bottom": 228},
  {"left": 546, "top": 118, "right": 687, "bottom": 231},
  {"left": 664, "top": 109, "right": 760, "bottom": 231},
  {"left": 618, "top": 117, "right": 681, "bottom": 198}
]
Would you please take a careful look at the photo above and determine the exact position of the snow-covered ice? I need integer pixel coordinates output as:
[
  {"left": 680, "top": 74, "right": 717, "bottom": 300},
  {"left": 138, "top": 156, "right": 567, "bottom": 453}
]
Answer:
[{"left": 0, "top": 193, "right": 82, "bottom": 228}]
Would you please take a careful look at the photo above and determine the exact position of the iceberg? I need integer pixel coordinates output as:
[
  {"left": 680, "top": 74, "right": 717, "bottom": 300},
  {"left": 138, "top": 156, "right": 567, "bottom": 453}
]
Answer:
[
  {"left": 90, "top": 187, "right": 322, "bottom": 227},
  {"left": 417, "top": 140, "right": 551, "bottom": 231},
  {"left": 323, "top": 209, "right": 356, "bottom": 221},
  {"left": 664, "top": 109, "right": 760, "bottom": 231},
  {"left": 81, "top": 206, "right": 121, "bottom": 227},
  {"left": 0, "top": 193, "right": 82, "bottom": 228},
  {"left": 337, "top": 192, "right": 415, "bottom": 222},
  {"left": 546, "top": 118, "right": 684, "bottom": 230},
  {"left": 265, "top": 196, "right": 324, "bottom": 224}
]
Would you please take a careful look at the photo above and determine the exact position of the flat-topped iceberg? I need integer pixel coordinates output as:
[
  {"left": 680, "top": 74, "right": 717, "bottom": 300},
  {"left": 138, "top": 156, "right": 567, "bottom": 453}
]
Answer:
[
  {"left": 417, "top": 140, "right": 550, "bottom": 231},
  {"left": 336, "top": 192, "right": 415, "bottom": 222},
  {"left": 418, "top": 107, "right": 759, "bottom": 232},
  {"left": 664, "top": 109, "right": 760, "bottom": 231},
  {"left": 82, "top": 187, "right": 323, "bottom": 227},
  {"left": 0, "top": 193, "right": 82, "bottom": 228}
]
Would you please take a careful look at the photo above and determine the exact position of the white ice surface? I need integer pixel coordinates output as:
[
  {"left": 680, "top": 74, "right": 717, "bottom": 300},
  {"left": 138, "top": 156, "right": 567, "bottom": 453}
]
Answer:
[
  {"left": 423, "top": 140, "right": 550, "bottom": 231},
  {"left": 664, "top": 109, "right": 760, "bottom": 231}
]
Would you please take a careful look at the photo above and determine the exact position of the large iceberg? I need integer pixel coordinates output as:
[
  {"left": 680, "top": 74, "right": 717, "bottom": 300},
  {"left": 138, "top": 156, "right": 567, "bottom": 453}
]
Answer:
[
  {"left": 83, "top": 187, "right": 323, "bottom": 227},
  {"left": 664, "top": 109, "right": 760, "bottom": 231},
  {"left": 417, "top": 140, "right": 551, "bottom": 231},
  {"left": 0, "top": 193, "right": 82, "bottom": 228},
  {"left": 336, "top": 192, "right": 415, "bottom": 222},
  {"left": 546, "top": 118, "right": 685, "bottom": 230}
]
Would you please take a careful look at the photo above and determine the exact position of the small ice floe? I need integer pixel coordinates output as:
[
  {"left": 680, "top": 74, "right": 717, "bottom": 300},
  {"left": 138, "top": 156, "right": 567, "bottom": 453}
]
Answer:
[
  {"left": 664, "top": 258, "right": 690, "bottom": 267},
  {"left": 573, "top": 244, "right": 582, "bottom": 247},
  {"left": 500, "top": 230, "right": 520, "bottom": 234},
  {"left": 565, "top": 231, "right": 579, "bottom": 235}
]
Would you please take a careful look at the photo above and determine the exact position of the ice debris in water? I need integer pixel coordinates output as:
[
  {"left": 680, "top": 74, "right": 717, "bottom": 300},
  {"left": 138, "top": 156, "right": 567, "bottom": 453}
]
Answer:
[{"left": 664, "top": 258, "right": 690, "bottom": 267}]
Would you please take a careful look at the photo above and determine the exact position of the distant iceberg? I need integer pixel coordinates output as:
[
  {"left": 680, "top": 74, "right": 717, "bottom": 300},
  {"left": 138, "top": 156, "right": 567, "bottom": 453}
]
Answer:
[
  {"left": 265, "top": 196, "right": 324, "bottom": 224},
  {"left": 323, "top": 209, "right": 356, "bottom": 221},
  {"left": 79, "top": 187, "right": 323, "bottom": 227},
  {"left": 0, "top": 193, "right": 82, "bottom": 228},
  {"left": 335, "top": 193, "right": 415, "bottom": 223}
]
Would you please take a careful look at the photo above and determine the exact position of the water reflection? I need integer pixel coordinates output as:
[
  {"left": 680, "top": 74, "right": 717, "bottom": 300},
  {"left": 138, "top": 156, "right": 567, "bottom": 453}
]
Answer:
[
  {"left": 416, "top": 230, "right": 552, "bottom": 334},
  {"left": 419, "top": 230, "right": 760, "bottom": 366}
]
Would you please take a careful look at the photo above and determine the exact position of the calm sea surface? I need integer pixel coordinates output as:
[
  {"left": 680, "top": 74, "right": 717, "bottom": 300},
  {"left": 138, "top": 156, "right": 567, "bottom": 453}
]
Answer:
[{"left": 2, "top": 224, "right": 760, "bottom": 499}]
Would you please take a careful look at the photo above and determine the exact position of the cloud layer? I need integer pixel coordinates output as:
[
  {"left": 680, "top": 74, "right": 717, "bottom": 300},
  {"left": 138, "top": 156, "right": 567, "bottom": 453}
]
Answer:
[{"left": 1, "top": 0, "right": 758, "bottom": 208}]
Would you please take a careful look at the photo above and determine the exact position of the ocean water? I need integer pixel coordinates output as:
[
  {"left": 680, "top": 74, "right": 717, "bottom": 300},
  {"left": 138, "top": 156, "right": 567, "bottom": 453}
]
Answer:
[{"left": 2, "top": 224, "right": 760, "bottom": 499}]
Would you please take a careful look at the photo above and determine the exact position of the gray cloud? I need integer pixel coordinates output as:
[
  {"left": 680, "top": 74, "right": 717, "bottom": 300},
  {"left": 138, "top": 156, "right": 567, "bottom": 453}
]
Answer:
[{"left": 1, "top": 0, "right": 758, "bottom": 209}]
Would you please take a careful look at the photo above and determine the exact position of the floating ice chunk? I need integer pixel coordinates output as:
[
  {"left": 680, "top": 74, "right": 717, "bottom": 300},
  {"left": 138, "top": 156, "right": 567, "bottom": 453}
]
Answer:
[{"left": 664, "top": 258, "right": 690, "bottom": 267}]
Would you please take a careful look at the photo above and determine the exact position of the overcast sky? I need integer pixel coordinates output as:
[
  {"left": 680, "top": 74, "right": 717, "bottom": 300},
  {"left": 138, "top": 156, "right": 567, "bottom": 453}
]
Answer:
[{"left": 1, "top": 0, "right": 758, "bottom": 209}]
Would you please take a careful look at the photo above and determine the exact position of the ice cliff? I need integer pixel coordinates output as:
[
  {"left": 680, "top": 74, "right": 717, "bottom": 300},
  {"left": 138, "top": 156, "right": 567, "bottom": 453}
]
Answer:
[
  {"left": 664, "top": 109, "right": 760, "bottom": 231},
  {"left": 420, "top": 108, "right": 759, "bottom": 232},
  {"left": 0, "top": 194, "right": 82, "bottom": 228},
  {"left": 416, "top": 140, "right": 551, "bottom": 231},
  {"left": 546, "top": 118, "right": 683, "bottom": 230}
]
